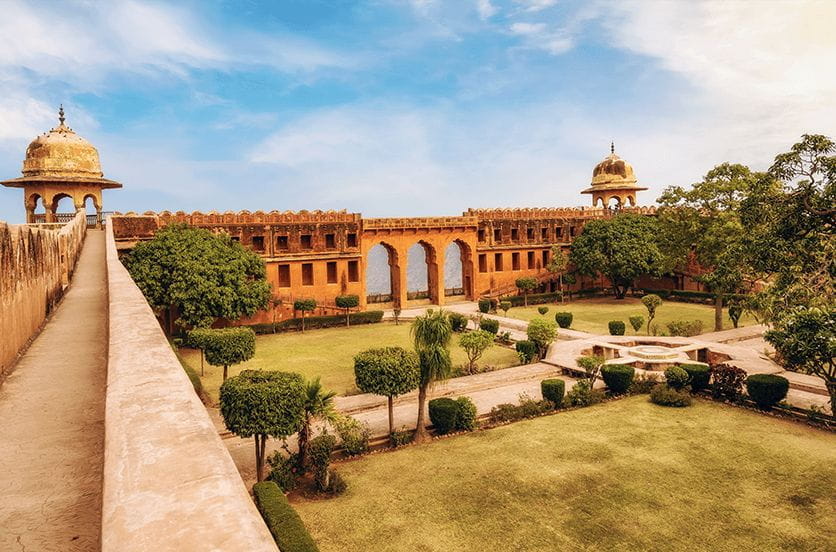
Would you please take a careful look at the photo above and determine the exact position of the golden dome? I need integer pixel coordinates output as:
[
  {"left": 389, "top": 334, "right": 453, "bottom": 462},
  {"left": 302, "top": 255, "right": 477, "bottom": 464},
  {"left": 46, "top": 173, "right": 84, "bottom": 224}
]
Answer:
[
  {"left": 22, "top": 107, "right": 103, "bottom": 179},
  {"left": 590, "top": 143, "right": 637, "bottom": 188}
]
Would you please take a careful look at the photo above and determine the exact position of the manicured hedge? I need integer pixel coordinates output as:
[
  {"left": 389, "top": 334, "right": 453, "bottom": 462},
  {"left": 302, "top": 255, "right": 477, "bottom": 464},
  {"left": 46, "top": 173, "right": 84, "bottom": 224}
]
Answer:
[
  {"left": 478, "top": 298, "right": 492, "bottom": 313},
  {"left": 428, "top": 396, "right": 477, "bottom": 434},
  {"left": 448, "top": 312, "right": 468, "bottom": 332},
  {"left": 253, "top": 481, "right": 319, "bottom": 552},
  {"left": 664, "top": 366, "right": 690, "bottom": 390},
  {"left": 499, "top": 291, "right": 562, "bottom": 307},
  {"left": 601, "top": 364, "right": 635, "bottom": 394},
  {"left": 515, "top": 340, "right": 537, "bottom": 363},
  {"left": 247, "top": 311, "right": 384, "bottom": 334},
  {"left": 682, "top": 364, "right": 710, "bottom": 392},
  {"left": 608, "top": 320, "right": 626, "bottom": 335},
  {"left": 554, "top": 312, "right": 572, "bottom": 328},
  {"left": 540, "top": 378, "right": 565, "bottom": 405},
  {"left": 650, "top": 385, "right": 692, "bottom": 407},
  {"left": 638, "top": 288, "right": 750, "bottom": 305},
  {"left": 479, "top": 318, "right": 500, "bottom": 335},
  {"left": 182, "top": 362, "right": 205, "bottom": 398},
  {"left": 746, "top": 374, "right": 789, "bottom": 409}
]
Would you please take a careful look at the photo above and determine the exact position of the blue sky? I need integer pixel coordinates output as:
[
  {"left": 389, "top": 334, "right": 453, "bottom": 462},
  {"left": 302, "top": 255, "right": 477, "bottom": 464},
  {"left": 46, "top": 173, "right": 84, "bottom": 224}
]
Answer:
[{"left": 1, "top": 0, "right": 834, "bottom": 223}]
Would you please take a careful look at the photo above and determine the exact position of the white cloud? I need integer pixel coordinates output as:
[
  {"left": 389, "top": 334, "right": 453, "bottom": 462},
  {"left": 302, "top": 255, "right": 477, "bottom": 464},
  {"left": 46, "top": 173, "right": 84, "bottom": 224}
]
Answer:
[
  {"left": 509, "top": 22, "right": 547, "bottom": 35},
  {"left": 515, "top": 0, "right": 558, "bottom": 13},
  {"left": 476, "top": 0, "right": 498, "bottom": 20},
  {"left": 508, "top": 22, "right": 574, "bottom": 54}
]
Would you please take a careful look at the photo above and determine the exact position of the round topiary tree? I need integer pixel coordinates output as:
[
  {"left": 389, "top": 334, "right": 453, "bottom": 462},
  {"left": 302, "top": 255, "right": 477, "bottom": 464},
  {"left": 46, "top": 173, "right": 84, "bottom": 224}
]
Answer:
[
  {"left": 196, "top": 327, "right": 256, "bottom": 381},
  {"left": 527, "top": 318, "right": 558, "bottom": 359},
  {"left": 335, "top": 294, "right": 360, "bottom": 327},
  {"left": 499, "top": 301, "right": 512, "bottom": 316},
  {"left": 555, "top": 312, "right": 573, "bottom": 329},
  {"left": 479, "top": 318, "right": 500, "bottom": 335},
  {"left": 641, "top": 294, "right": 663, "bottom": 335},
  {"left": 354, "top": 347, "right": 420, "bottom": 436},
  {"left": 293, "top": 298, "right": 317, "bottom": 331},
  {"left": 664, "top": 366, "right": 690, "bottom": 390},
  {"left": 540, "top": 378, "right": 565, "bottom": 406},
  {"left": 515, "top": 277, "right": 538, "bottom": 306},
  {"left": 458, "top": 330, "right": 494, "bottom": 374},
  {"left": 601, "top": 365, "right": 635, "bottom": 394},
  {"left": 538, "top": 306, "right": 549, "bottom": 315},
  {"left": 681, "top": 364, "right": 711, "bottom": 392},
  {"left": 515, "top": 340, "right": 537, "bottom": 364},
  {"left": 220, "top": 370, "right": 306, "bottom": 481},
  {"left": 608, "top": 320, "right": 626, "bottom": 335},
  {"left": 629, "top": 315, "right": 645, "bottom": 334},
  {"left": 746, "top": 374, "right": 789, "bottom": 409}
]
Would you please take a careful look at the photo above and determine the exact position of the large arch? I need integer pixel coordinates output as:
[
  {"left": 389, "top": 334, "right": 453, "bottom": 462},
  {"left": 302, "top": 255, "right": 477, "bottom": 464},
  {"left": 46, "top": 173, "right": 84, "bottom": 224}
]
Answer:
[
  {"left": 25, "top": 192, "right": 45, "bottom": 223},
  {"left": 83, "top": 193, "right": 101, "bottom": 228},
  {"left": 406, "top": 240, "right": 439, "bottom": 304},
  {"left": 365, "top": 242, "right": 402, "bottom": 309},
  {"left": 443, "top": 239, "right": 474, "bottom": 301}
]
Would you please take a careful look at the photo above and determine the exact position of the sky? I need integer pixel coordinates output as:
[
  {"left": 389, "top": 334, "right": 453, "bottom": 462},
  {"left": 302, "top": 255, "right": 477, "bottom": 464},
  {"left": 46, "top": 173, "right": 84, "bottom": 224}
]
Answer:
[{"left": 0, "top": 0, "right": 834, "bottom": 223}]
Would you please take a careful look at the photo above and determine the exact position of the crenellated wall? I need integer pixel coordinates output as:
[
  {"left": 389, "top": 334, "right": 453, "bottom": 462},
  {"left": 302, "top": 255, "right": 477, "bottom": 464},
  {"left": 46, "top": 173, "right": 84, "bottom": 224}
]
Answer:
[{"left": 0, "top": 211, "right": 86, "bottom": 376}]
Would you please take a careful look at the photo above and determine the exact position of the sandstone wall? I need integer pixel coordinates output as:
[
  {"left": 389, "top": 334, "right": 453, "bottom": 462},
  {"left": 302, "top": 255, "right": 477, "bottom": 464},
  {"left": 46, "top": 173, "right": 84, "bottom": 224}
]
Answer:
[
  {"left": 0, "top": 211, "right": 86, "bottom": 377},
  {"left": 101, "top": 220, "right": 277, "bottom": 552}
]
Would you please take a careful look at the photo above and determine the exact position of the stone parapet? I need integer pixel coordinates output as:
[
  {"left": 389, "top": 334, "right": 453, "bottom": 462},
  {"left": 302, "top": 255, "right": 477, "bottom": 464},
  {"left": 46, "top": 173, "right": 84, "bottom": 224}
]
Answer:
[
  {"left": 465, "top": 206, "right": 656, "bottom": 219},
  {"left": 364, "top": 216, "right": 478, "bottom": 229},
  {"left": 101, "top": 220, "right": 277, "bottom": 552},
  {"left": 114, "top": 209, "right": 361, "bottom": 225}
]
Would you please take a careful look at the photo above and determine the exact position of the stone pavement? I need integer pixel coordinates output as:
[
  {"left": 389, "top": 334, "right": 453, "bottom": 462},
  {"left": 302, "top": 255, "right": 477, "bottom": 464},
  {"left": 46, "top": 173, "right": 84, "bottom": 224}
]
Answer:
[{"left": 0, "top": 231, "right": 107, "bottom": 552}]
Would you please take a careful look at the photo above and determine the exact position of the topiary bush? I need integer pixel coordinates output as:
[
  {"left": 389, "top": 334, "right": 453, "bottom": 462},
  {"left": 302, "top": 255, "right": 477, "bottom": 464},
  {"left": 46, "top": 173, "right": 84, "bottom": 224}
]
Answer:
[
  {"left": 488, "top": 393, "right": 551, "bottom": 423},
  {"left": 333, "top": 415, "right": 370, "bottom": 457},
  {"left": 608, "top": 320, "right": 626, "bottom": 335},
  {"left": 479, "top": 318, "right": 500, "bottom": 335},
  {"left": 515, "top": 340, "right": 537, "bottom": 364},
  {"left": 664, "top": 366, "right": 690, "bottom": 390},
  {"left": 478, "top": 298, "right": 492, "bottom": 313},
  {"left": 448, "top": 312, "right": 468, "bottom": 332},
  {"left": 628, "top": 373, "right": 660, "bottom": 394},
  {"left": 746, "top": 374, "right": 789, "bottom": 409},
  {"left": 538, "top": 306, "right": 549, "bottom": 315},
  {"left": 527, "top": 318, "right": 558, "bottom": 358},
  {"left": 498, "top": 301, "right": 512, "bottom": 315},
  {"left": 650, "top": 385, "right": 692, "bottom": 407},
  {"left": 666, "top": 319, "right": 704, "bottom": 337},
  {"left": 565, "top": 380, "right": 605, "bottom": 407},
  {"left": 428, "top": 396, "right": 477, "bottom": 434},
  {"left": 253, "top": 481, "right": 319, "bottom": 552},
  {"left": 601, "top": 365, "right": 635, "bottom": 394},
  {"left": 267, "top": 450, "right": 301, "bottom": 492},
  {"left": 540, "top": 378, "right": 565, "bottom": 406},
  {"left": 308, "top": 434, "right": 337, "bottom": 492},
  {"left": 555, "top": 312, "right": 573, "bottom": 328},
  {"left": 455, "top": 396, "right": 478, "bottom": 431},
  {"left": 710, "top": 363, "right": 747, "bottom": 401},
  {"left": 190, "top": 326, "right": 256, "bottom": 381},
  {"left": 682, "top": 364, "right": 710, "bottom": 392},
  {"left": 629, "top": 315, "right": 645, "bottom": 333}
]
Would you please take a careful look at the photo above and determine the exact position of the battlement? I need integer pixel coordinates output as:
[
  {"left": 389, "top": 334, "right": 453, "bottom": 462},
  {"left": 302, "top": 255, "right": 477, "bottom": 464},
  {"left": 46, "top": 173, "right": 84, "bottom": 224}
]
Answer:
[
  {"left": 364, "top": 216, "right": 478, "bottom": 230},
  {"left": 112, "top": 210, "right": 362, "bottom": 224},
  {"left": 465, "top": 206, "right": 656, "bottom": 220}
]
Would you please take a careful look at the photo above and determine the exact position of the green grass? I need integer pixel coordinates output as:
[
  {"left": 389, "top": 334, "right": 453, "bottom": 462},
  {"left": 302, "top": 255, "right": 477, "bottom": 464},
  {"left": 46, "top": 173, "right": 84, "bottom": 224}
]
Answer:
[
  {"left": 179, "top": 322, "right": 520, "bottom": 402},
  {"left": 504, "top": 297, "right": 757, "bottom": 334},
  {"left": 293, "top": 397, "right": 836, "bottom": 552}
]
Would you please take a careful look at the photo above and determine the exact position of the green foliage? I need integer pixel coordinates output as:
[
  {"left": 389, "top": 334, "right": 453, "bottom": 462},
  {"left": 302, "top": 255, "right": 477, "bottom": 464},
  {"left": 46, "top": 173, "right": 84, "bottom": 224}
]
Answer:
[
  {"left": 515, "top": 277, "right": 538, "bottom": 305},
  {"left": 566, "top": 380, "right": 605, "bottom": 407},
  {"left": 458, "top": 330, "right": 495, "bottom": 374},
  {"left": 601, "top": 365, "right": 635, "bottom": 394},
  {"left": 540, "top": 378, "right": 565, "bottom": 406},
  {"left": 650, "top": 385, "right": 693, "bottom": 407},
  {"left": 576, "top": 355, "right": 606, "bottom": 387},
  {"left": 628, "top": 373, "right": 660, "bottom": 395},
  {"left": 555, "top": 311, "right": 573, "bottom": 328},
  {"left": 190, "top": 327, "right": 255, "bottom": 370},
  {"left": 353, "top": 347, "right": 420, "bottom": 398},
  {"left": 608, "top": 320, "right": 626, "bottom": 335},
  {"left": 681, "top": 364, "right": 711, "bottom": 392},
  {"left": 499, "top": 301, "right": 512, "bottom": 315},
  {"left": 219, "top": 370, "right": 306, "bottom": 439},
  {"left": 252, "top": 481, "right": 319, "bottom": 552},
  {"left": 448, "top": 312, "right": 468, "bottom": 332},
  {"left": 264, "top": 310, "right": 383, "bottom": 333},
  {"left": 308, "top": 434, "right": 337, "bottom": 491},
  {"left": 710, "top": 364, "right": 747, "bottom": 401},
  {"left": 666, "top": 319, "right": 704, "bottom": 336},
  {"left": 390, "top": 427, "right": 413, "bottom": 447},
  {"left": 629, "top": 315, "right": 645, "bottom": 332},
  {"left": 569, "top": 214, "right": 664, "bottom": 299},
  {"left": 488, "top": 393, "right": 551, "bottom": 423},
  {"left": 123, "top": 223, "right": 270, "bottom": 329},
  {"left": 641, "top": 294, "right": 663, "bottom": 332},
  {"left": 411, "top": 310, "right": 453, "bottom": 441},
  {"left": 746, "top": 374, "right": 790, "bottom": 410},
  {"left": 728, "top": 304, "right": 744, "bottom": 328},
  {"left": 664, "top": 366, "right": 690, "bottom": 390},
  {"left": 479, "top": 318, "right": 500, "bottom": 335},
  {"left": 515, "top": 340, "right": 537, "bottom": 364},
  {"left": 297, "top": 377, "right": 338, "bottom": 470},
  {"left": 335, "top": 295, "right": 360, "bottom": 309},
  {"left": 294, "top": 298, "right": 317, "bottom": 312},
  {"left": 478, "top": 298, "right": 492, "bottom": 313},
  {"left": 500, "top": 291, "right": 562, "bottom": 307},
  {"left": 428, "top": 396, "right": 477, "bottom": 434},
  {"left": 333, "top": 415, "right": 370, "bottom": 457},
  {"left": 527, "top": 318, "right": 557, "bottom": 356},
  {"left": 537, "top": 306, "right": 549, "bottom": 315},
  {"left": 182, "top": 362, "right": 205, "bottom": 400},
  {"left": 267, "top": 449, "right": 301, "bottom": 492}
]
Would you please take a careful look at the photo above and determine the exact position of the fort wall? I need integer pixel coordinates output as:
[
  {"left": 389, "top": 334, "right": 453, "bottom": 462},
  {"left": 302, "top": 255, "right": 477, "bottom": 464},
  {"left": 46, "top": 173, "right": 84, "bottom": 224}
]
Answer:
[{"left": 0, "top": 211, "right": 86, "bottom": 376}]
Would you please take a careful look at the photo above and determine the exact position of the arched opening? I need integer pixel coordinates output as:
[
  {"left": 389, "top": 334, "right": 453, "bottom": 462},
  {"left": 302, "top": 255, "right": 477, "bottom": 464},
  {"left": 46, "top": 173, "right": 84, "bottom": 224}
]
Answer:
[
  {"left": 595, "top": 196, "right": 605, "bottom": 208},
  {"left": 51, "top": 193, "right": 75, "bottom": 223},
  {"left": 407, "top": 241, "right": 438, "bottom": 304},
  {"left": 26, "top": 193, "right": 45, "bottom": 223},
  {"left": 626, "top": 195, "right": 636, "bottom": 207},
  {"left": 84, "top": 194, "right": 100, "bottom": 228},
  {"left": 606, "top": 196, "right": 622, "bottom": 209},
  {"left": 365, "top": 242, "right": 400, "bottom": 308},
  {"left": 444, "top": 240, "right": 473, "bottom": 301}
]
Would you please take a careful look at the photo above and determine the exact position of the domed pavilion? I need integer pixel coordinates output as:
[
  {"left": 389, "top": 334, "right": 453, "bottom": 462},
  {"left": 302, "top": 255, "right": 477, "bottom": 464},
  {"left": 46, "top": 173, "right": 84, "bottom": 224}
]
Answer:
[
  {"left": 581, "top": 143, "right": 647, "bottom": 207},
  {"left": 1, "top": 106, "right": 121, "bottom": 225}
]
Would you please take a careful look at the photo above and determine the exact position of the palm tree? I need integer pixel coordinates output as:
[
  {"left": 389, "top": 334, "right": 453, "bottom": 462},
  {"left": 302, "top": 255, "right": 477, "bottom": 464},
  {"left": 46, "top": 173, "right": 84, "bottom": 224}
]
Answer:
[
  {"left": 411, "top": 309, "right": 453, "bottom": 443},
  {"left": 297, "top": 377, "right": 338, "bottom": 470}
]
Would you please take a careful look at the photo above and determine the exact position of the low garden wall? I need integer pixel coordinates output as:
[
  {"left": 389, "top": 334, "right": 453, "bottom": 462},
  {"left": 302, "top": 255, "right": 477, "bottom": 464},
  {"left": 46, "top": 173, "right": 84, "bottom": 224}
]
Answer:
[
  {"left": 101, "top": 220, "right": 277, "bottom": 552},
  {"left": 0, "top": 210, "right": 86, "bottom": 377}
]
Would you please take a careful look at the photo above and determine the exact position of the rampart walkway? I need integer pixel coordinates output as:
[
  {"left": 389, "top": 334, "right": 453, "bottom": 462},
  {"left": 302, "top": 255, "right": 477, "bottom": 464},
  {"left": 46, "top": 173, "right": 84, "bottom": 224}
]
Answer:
[{"left": 0, "top": 230, "right": 107, "bottom": 552}]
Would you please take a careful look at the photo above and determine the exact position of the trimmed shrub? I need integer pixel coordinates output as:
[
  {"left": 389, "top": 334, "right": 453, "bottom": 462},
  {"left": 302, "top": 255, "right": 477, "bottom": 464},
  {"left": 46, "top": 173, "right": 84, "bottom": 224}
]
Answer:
[
  {"left": 555, "top": 312, "right": 573, "bottom": 329},
  {"left": 629, "top": 373, "right": 659, "bottom": 395},
  {"left": 479, "top": 318, "right": 500, "bottom": 335},
  {"left": 537, "top": 306, "right": 549, "bottom": 315},
  {"left": 500, "top": 291, "right": 562, "bottom": 307},
  {"left": 682, "top": 364, "right": 710, "bottom": 392},
  {"left": 271, "top": 311, "right": 383, "bottom": 333},
  {"left": 333, "top": 416, "right": 370, "bottom": 457},
  {"left": 711, "top": 364, "right": 747, "bottom": 401},
  {"left": 448, "top": 312, "right": 468, "bottom": 332},
  {"left": 478, "top": 298, "right": 492, "bottom": 313},
  {"left": 498, "top": 301, "right": 512, "bottom": 315},
  {"left": 601, "top": 365, "right": 635, "bottom": 394},
  {"left": 527, "top": 318, "right": 558, "bottom": 357},
  {"left": 650, "top": 385, "right": 692, "bottom": 407},
  {"left": 488, "top": 393, "right": 550, "bottom": 423},
  {"left": 566, "top": 380, "right": 605, "bottom": 407},
  {"left": 308, "top": 434, "right": 337, "bottom": 491},
  {"left": 390, "top": 427, "right": 413, "bottom": 447},
  {"left": 746, "top": 374, "right": 789, "bottom": 409},
  {"left": 455, "top": 397, "right": 478, "bottom": 431},
  {"left": 335, "top": 295, "right": 359, "bottom": 310},
  {"left": 629, "top": 315, "right": 645, "bottom": 333},
  {"left": 664, "top": 366, "right": 690, "bottom": 390},
  {"left": 428, "top": 397, "right": 477, "bottom": 434},
  {"left": 540, "top": 379, "right": 566, "bottom": 406},
  {"left": 253, "top": 481, "right": 319, "bottom": 552},
  {"left": 515, "top": 340, "right": 537, "bottom": 364},
  {"left": 608, "top": 320, "right": 626, "bottom": 335},
  {"left": 189, "top": 326, "right": 256, "bottom": 381},
  {"left": 267, "top": 450, "right": 301, "bottom": 492},
  {"left": 666, "top": 319, "right": 704, "bottom": 337}
]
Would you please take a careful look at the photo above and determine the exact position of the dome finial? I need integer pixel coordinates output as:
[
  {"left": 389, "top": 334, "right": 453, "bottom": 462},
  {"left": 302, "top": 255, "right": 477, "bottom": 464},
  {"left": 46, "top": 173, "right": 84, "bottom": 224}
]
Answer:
[
  {"left": 58, "top": 104, "right": 65, "bottom": 126},
  {"left": 610, "top": 141, "right": 615, "bottom": 155}
]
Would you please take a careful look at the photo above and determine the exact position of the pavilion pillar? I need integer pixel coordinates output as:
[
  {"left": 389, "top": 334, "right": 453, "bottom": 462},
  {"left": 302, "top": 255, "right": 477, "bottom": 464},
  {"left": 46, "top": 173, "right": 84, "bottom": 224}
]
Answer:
[
  {"left": 430, "top": 247, "right": 444, "bottom": 306},
  {"left": 391, "top": 249, "right": 408, "bottom": 311}
]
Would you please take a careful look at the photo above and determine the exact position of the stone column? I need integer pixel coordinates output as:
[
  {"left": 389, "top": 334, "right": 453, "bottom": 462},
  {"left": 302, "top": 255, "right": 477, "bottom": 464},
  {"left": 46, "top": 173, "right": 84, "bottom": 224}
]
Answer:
[
  {"left": 45, "top": 206, "right": 55, "bottom": 223},
  {"left": 96, "top": 208, "right": 103, "bottom": 229},
  {"left": 392, "top": 248, "right": 408, "bottom": 311},
  {"left": 430, "top": 246, "right": 444, "bottom": 306}
]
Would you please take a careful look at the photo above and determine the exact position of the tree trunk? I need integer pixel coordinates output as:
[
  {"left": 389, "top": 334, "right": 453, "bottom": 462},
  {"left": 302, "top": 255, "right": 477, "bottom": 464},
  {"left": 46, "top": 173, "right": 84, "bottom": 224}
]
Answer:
[
  {"left": 297, "top": 417, "right": 310, "bottom": 470},
  {"left": 223, "top": 365, "right": 228, "bottom": 382},
  {"left": 346, "top": 308, "right": 350, "bottom": 327},
  {"left": 301, "top": 313, "right": 305, "bottom": 332},
  {"left": 414, "top": 385, "right": 430, "bottom": 443},
  {"left": 524, "top": 292, "right": 528, "bottom": 307},
  {"left": 255, "top": 434, "right": 267, "bottom": 482},
  {"left": 714, "top": 294, "right": 723, "bottom": 332},
  {"left": 827, "top": 378, "right": 836, "bottom": 418},
  {"left": 387, "top": 396, "right": 395, "bottom": 436},
  {"left": 647, "top": 315, "right": 654, "bottom": 335}
]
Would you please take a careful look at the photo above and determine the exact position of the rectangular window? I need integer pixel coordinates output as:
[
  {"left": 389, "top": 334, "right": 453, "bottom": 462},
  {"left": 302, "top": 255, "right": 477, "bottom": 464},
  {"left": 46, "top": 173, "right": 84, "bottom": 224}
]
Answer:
[
  {"left": 493, "top": 228, "right": 501, "bottom": 242},
  {"left": 300, "top": 234, "right": 313, "bottom": 250},
  {"left": 278, "top": 264, "right": 291, "bottom": 287},
  {"left": 347, "top": 260, "right": 359, "bottom": 282},
  {"left": 326, "top": 261, "right": 338, "bottom": 284},
  {"left": 494, "top": 253, "right": 504, "bottom": 272},
  {"left": 478, "top": 254, "right": 487, "bottom": 273},
  {"left": 542, "top": 250, "right": 549, "bottom": 267},
  {"left": 527, "top": 228, "right": 534, "bottom": 240},
  {"left": 325, "top": 233, "right": 336, "bottom": 249},
  {"left": 570, "top": 226, "right": 576, "bottom": 237},
  {"left": 231, "top": 236, "right": 240, "bottom": 242},
  {"left": 302, "top": 263, "right": 314, "bottom": 285},
  {"left": 276, "top": 235, "right": 289, "bottom": 250},
  {"left": 347, "top": 233, "right": 358, "bottom": 248},
  {"left": 511, "top": 228, "right": 519, "bottom": 241},
  {"left": 251, "top": 236, "right": 265, "bottom": 252},
  {"left": 541, "top": 227, "right": 548, "bottom": 239},
  {"left": 512, "top": 252, "right": 520, "bottom": 270},
  {"left": 477, "top": 229, "right": 485, "bottom": 242},
  {"left": 527, "top": 251, "right": 535, "bottom": 269},
  {"left": 556, "top": 227, "right": 563, "bottom": 239}
]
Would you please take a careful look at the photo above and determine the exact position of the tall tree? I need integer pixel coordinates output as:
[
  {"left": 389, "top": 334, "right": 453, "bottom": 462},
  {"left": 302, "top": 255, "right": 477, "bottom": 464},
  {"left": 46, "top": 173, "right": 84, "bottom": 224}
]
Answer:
[
  {"left": 546, "top": 245, "right": 569, "bottom": 302},
  {"left": 569, "top": 214, "right": 663, "bottom": 299},
  {"left": 410, "top": 310, "right": 453, "bottom": 443},
  {"left": 296, "top": 377, "right": 338, "bottom": 470},
  {"left": 657, "top": 163, "right": 757, "bottom": 330},
  {"left": 124, "top": 223, "right": 271, "bottom": 331}
]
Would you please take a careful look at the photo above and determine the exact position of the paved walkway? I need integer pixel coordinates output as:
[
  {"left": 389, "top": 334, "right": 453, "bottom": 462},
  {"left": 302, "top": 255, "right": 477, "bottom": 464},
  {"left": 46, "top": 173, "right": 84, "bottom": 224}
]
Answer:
[{"left": 0, "top": 231, "right": 107, "bottom": 552}]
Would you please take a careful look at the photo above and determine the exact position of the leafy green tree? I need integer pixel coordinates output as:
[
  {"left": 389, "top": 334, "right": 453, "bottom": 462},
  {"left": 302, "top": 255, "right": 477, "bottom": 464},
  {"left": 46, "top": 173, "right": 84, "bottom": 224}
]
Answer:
[
  {"left": 515, "top": 277, "right": 537, "bottom": 306},
  {"left": 765, "top": 307, "right": 835, "bottom": 415},
  {"left": 629, "top": 315, "right": 645, "bottom": 333},
  {"left": 189, "top": 327, "right": 255, "bottom": 381},
  {"left": 411, "top": 310, "right": 453, "bottom": 443},
  {"left": 335, "top": 295, "right": 360, "bottom": 326},
  {"left": 123, "top": 224, "right": 270, "bottom": 332},
  {"left": 657, "top": 163, "right": 757, "bottom": 330},
  {"left": 498, "top": 301, "right": 512, "bottom": 316},
  {"left": 220, "top": 370, "right": 306, "bottom": 481},
  {"left": 728, "top": 304, "right": 743, "bottom": 328},
  {"left": 296, "top": 377, "right": 338, "bottom": 471},
  {"left": 527, "top": 318, "right": 557, "bottom": 358},
  {"left": 546, "top": 245, "right": 569, "bottom": 302},
  {"left": 569, "top": 214, "right": 663, "bottom": 299},
  {"left": 641, "top": 294, "right": 662, "bottom": 335},
  {"left": 576, "top": 355, "right": 606, "bottom": 387},
  {"left": 458, "top": 330, "right": 494, "bottom": 374},
  {"left": 293, "top": 298, "right": 317, "bottom": 332},
  {"left": 354, "top": 347, "right": 420, "bottom": 436}
]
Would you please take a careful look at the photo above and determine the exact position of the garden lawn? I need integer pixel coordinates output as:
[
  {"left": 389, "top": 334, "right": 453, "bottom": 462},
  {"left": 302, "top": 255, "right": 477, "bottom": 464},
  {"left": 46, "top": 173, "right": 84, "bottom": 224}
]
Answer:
[
  {"left": 293, "top": 396, "right": 836, "bottom": 552},
  {"left": 179, "top": 322, "right": 519, "bottom": 402},
  {"left": 504, "top": 297, "right": 757, "bottom": 334}
]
